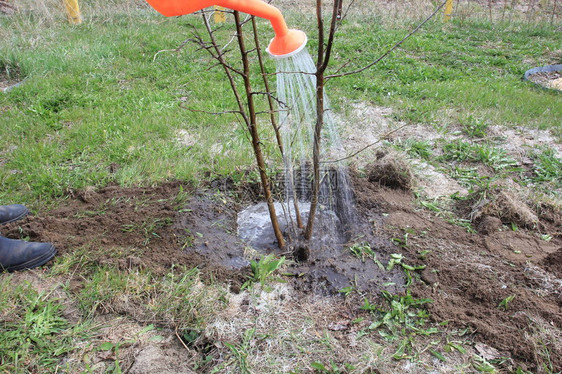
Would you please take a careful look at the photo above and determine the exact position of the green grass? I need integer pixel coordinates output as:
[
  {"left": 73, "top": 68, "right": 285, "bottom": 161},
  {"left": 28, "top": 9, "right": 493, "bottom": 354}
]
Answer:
[
  {"left": 0, "top": 277, "right": 92, "bottom": 372},
  {"left": 332, "top": 18, "right": 561, "bottom": 136},
  {"left": 1, "top": 7, "right": 560, "bottom": 205}
]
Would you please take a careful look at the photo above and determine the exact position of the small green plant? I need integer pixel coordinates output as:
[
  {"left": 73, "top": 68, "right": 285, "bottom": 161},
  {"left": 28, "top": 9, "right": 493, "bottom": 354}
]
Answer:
[
  {"left": 391, "top": 233, "right": 409, "bottom": 248},
  {"left": 472, "top": 355, "right": 498, "bottom": 373},
  {"left": 223, "top": 328, "right": 255, "bottom": 374},
  {"left": 361, "top": 290, "right": 436, "bottom": 360},
  {"left": 96, "top": 338, "right": 138, "bottom": 374},
  {"left": 498, "top": 295, "right": 515, "bottom": 311},
  {"left": 242, "top": 254, "right": 285, "bottom": 291},
  {"left": 338, "top": 286, "right": 355, "bottom": 296},
  {"left": 310, "top": 361, "right": 355, "bottom": 373},
  {"left": 173, "top": 185, "right": 191, "bottom": 210},
  {"left": 348, "top": 242, "right": 385, "bottom": 269},
  {"left": 540, "top": 234, "right": 552, "bottom": 242},
  {"left": 461, "top": 116, "right": 489, "bottom": 138}
]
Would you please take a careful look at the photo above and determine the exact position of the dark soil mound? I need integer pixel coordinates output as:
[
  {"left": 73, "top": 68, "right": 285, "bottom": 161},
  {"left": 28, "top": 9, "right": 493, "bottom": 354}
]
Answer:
[{"left": 365, "top": 153, "right": 413, "bottom": 190}]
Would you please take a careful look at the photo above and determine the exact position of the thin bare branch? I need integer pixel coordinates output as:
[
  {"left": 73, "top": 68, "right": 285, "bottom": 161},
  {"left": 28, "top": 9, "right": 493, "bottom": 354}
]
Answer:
[
  {"left": 200, "top": 12, "right": 249, "bottom": 127},
  {"left": 179, "top": 103, "right": 242, "bottom": 115},
  {"left": 321, "top": 123, "right": 411, "bottom": 164},
  {"left": 326, "top": 0, "right": 448, "bottom": 79},
  {"left": 340, "top": 0, "right": 357, "bottom": 22}
]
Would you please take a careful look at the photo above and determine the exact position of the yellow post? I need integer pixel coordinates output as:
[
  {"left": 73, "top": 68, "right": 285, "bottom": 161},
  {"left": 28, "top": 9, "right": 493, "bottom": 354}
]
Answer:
[
  {"left": 63, "top": 0, "right": 82, "bottom": 24},
  {"left": 444, "top": 0, "right": 454, "bottom": 22},
  {"left": 214, "top": 5, "right": 226, "bottom": 23}
]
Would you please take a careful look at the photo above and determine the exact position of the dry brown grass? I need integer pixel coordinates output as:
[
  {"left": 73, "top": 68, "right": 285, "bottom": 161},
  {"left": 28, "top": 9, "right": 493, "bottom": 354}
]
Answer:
[{"left": 4, "top": 0, "right": 557, "bottom": 25}]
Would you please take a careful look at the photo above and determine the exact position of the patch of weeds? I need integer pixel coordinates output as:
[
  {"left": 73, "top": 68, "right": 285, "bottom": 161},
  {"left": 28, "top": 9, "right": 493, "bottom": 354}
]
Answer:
[
  {"left": 474, "top": 145, "right": 518, "bottom": 171},
  {"left": 460, "top": 116, "right": 489, "bottom": 138},
  {"left": 0, "top": 278, "right": 91, "bottom": 372},
  {"left": 50, "top": 247, "right": 97, "bottom": 276},
  {"left": 440, "top": 139, "right": 475, "bottom": 162},
  {"left": 223, "top": 328, "right": 254, "bottom": 374},
  {"left": 121, "top": 217, "right": 173, "bottom": 246},
  {"left": 360, "top": 290, "right": 437, "bottom": 360},
  {"left": 528, "top": 147, "right": 562, "bottom": 187},
  {"left": 73, "top": 208, "right": 107, "bottom": 218},
  {"left": 440, "top": 140, "right": 517, "bottom": 171},
  {"left": 310, "top": 361, "right": 356, "bottom": 373},
  {"left": 242, "top": 254, "right": 285, "bottom": 291},
  {"left": 395, "top": 139, "right": 433, "bottom": 160},
  {"left": 154, "top": 266, "right": 228, "bottom": 327},
  {"left": 449, "top": 166, "right": 481, "bottom": 188},
  {"left": 76, "top": 266, "right": 131, "bottom": 316},
  {"left": 77, "top": 265, "right": 226, "bottom": 328}
]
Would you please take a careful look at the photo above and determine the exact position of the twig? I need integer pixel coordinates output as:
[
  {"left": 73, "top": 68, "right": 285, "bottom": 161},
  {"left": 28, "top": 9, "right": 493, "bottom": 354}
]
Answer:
[
  {"left": 339, "top": 0, "right": 357, "bottom": 22},
  {"left": 326, "top": 0, "right": 448, "bottom": 79},
  {"left": 321, "top": 123, "right": 411, "bottom": 164},
  {"left": 153, "top": 37, "right": 197, "bottom": 62},
  {"left": 250, "top": 91, "right": 287, "bottom": 107},
  {"left": 179, "top": 103, "right": 241, "bottom": 115},
  {"left": 175, "top": 326, "right": 190, "bottom": 352}
]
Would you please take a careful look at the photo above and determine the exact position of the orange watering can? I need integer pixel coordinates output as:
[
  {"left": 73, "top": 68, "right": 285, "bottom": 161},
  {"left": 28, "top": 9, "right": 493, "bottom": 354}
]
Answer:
[{"left": 145, "top": 0, "right": 307, "bottom": 58}]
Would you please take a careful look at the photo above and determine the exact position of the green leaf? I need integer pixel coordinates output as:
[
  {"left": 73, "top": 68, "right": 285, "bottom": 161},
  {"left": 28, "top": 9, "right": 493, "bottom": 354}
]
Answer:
[
  {"left": 99, "top": 342, "right": 114, "bottom": 351},
  {"left": 311, "top": 362, "right": 328, "bottom": 371},
  {"left": 430, "top": 349, "right": 446, "bottom": 361}
]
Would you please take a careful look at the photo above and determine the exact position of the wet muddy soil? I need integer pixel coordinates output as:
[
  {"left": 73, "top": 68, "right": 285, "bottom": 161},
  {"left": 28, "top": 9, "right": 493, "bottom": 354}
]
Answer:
[{"left": 3, "top": 172, "right": 561, "bottom": 371}]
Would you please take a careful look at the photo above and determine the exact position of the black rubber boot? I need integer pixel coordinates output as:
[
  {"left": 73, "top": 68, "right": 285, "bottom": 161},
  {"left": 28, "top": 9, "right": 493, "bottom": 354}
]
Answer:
[
  {"left": 0, "top": 236, "right": 57, "bottom": 272},
  {"left": 0, "top": 204, "right": 29, "bottom": 225}
]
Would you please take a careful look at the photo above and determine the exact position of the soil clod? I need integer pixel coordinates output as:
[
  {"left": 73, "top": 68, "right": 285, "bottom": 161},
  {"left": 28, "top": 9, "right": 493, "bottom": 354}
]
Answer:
[{"left": 366, "top": 153, "right": 413, "bottom": 191}]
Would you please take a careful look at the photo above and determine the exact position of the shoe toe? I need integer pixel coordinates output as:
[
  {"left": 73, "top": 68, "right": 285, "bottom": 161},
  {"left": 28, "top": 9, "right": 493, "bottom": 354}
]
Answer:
[
  {"left": 0, "top": 237, "right": 57, "bottom": 272},
  {"left": 0, "top": 204, "right": 30, "bottom": 225}
]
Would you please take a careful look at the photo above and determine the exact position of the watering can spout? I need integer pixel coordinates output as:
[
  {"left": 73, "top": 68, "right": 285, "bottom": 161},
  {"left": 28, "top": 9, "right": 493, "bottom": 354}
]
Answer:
[{"left": 144, "top": 0, "right": 307, "bottom": 58}]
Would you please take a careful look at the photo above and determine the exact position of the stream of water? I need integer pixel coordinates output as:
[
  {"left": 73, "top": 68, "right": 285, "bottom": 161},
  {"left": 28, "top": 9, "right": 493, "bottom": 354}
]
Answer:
[{"left": 275, "top": 49, "right": 355, "bottom": 241}]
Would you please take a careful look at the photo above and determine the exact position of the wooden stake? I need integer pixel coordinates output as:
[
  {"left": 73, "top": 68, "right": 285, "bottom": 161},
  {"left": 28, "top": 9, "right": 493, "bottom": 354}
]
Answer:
[
  {"left": 444, "top": 0, "right": 454, "bottom": 21},
  {"left": 63, "top": 0, "right": 82, "bottom": 24},
  {"left": 213, "top": 5, "right": 226, "bottom": 23}
]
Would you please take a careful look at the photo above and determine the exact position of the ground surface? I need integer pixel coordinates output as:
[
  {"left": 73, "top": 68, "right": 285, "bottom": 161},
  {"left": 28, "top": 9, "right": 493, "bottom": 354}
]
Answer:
[{"left": 3, "top": 165, "right": 561, "bottom": 372}]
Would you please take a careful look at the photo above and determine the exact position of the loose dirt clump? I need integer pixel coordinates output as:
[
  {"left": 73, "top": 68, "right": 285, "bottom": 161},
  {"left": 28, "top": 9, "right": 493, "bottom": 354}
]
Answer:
[
  {"left": 542, "top": 247, "right": 562, "bottom": 278},
  {"left": 365, "top": 152, "right": 414, "bottom": 191},
  {"left": 466, "top": 188, "right": 539, "bottom": 229}
]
